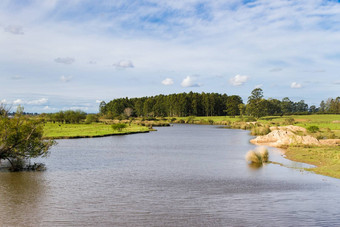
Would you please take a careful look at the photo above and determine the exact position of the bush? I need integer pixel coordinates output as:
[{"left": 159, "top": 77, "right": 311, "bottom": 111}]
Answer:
[
  {"left": 85, "top": 114, "right": 99, "bottom": 124},
  {"left": 245, "top": 147, "right": 269, "bottom": 164},
  {"left": 251, "top": 126, "right": 271, "bottom": 136},
  {"left": 284, "top": 117, "right": 295, "bottom": 125},
  {"left": 307, "top": 125, "right": 320, "bottom": 133},
  {"left": 244, "top": 116, "right": 256, "bottom": 122},
  {"left": 170, "top": 118, "right": 177, "bottom": 122},
  {"left": 186, "top": 116, "right": 196, "bottom": 124},
  {"left": 111, "top": 123, "right": 127, "bottom": 132}
]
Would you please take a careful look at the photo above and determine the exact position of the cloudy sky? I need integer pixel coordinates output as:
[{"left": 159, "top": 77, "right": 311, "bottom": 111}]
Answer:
[{"left": 0, "top": 0, "right": 339, "bottom": 113}]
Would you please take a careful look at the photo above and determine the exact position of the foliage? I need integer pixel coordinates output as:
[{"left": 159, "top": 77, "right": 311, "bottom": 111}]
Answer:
[
  {"left": 225, "top": 95, "right": 243, "bottom": 116},
  {"left": 307, "top": 125, "right": 320, "bottom": 133},
  {"left": 85, "top": 114, "right": 99, "bottom": 124},
  {"left": 101, "top": 90, "right": 339, "bottom": 119},
  {"left": 45, "top": 110, "right": 86, "bottom": 124},
  {"left": 245, "top": 147, "right": 269, "bottom": 164},
  {"left": 284, "top": 117, "right": 295, "bottom": 125},
  {"left": 186, "top": 116, "right": 196, "bottom": 124},
  {"left": 0, "top": 106, "right": 55, "bottom": 171},
  {"left": 251, "top": 126, "right": 271, "bottom": 136},
  {"left": 111, "top": 123, "right": 127, "bottom": 132}
]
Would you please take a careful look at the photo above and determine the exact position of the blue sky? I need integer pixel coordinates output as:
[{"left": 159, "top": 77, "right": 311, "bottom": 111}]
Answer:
[{"left": 0, "top": 0, "right": 340, "bottom": 113}]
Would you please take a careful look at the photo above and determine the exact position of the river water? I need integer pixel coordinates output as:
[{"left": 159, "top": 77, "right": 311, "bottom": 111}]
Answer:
[{"left": 0, "top": 124, "right": 339, "bottom": 226}]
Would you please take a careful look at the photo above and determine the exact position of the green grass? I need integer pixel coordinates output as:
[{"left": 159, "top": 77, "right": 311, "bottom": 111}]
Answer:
[
  {"left": 43, "top": 122, "right": 151, "bottom": 139},
  {"left": 286, "top": 146, "right": 340, "bottom": 179}
]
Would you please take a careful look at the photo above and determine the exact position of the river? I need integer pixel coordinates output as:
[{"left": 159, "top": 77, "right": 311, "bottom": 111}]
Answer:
[{"left": 0, "top": 124, "right": 339, "bottom": 226}]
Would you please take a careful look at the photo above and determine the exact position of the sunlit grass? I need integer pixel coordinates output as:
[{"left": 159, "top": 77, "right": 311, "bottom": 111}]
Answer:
[
  {"left": 43, "top": 122, "right": 150, "bottom": 139},
  {"left": 286, "top": 146, "right": 340, "bottom": 179}
]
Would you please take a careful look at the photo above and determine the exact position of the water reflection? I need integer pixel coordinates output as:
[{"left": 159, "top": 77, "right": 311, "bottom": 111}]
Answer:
[
  {"left": 0, "top": 172, "right": 47, "bottom": 226},
  {"left": 247, "top": 162, "right": 264, "bottom": 170}
]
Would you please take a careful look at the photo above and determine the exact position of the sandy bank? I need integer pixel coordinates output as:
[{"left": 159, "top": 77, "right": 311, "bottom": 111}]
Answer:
[{"left": 250, "top": 125, "right": 339, "bottom": 148}]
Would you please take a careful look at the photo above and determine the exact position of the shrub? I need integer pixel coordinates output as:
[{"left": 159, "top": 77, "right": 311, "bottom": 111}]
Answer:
[
  {"left": 307, "top": 125, "right": 319, "bottom": 133},
  {"left": 245, "top": 147, "right": 269, "bottom": 164},
  {"left": 186, "top": 116, "right": 196, "bottom": 124},
  {"left": 284, "top": 117, "right": 295, "bottom": 125},
  {"left": 170, "top": 118, "right": 177, "bottom": 122},
  {"left": 85, "top": 114, "right": 99, "bottom": 124},
  {"left": 251, "top": 126, "right": 271, "bottom": 136},
  {"left": 111, "top": 123, "right": 127, "bottom": 132},
  {"left": 244, "top": 117, "right": 256, "bottom": 122},
  {"left": 208, "top": 119, "right": 214, "bottom": 125}
]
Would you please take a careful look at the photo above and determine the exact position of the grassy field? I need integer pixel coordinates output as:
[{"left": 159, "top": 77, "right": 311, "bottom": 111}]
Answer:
[
  {"left": 43, "top": 122, "right": 151, "bottom": 139},
  {"left": 169, "top": 114, "right": 340, "bottom": 137},
  {"left": 286, "top": 146, "right": 340, "bottom": 179}
]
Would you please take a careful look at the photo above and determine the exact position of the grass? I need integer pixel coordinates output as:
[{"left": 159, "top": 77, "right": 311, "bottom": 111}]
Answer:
[
  {"left": 43, "top": 122, "right": 151, "bottom": 139},
  {"left": 285, "top": 146, "right": 340, "bottom": 179},
  {"left": 245, "top": 147, "right": 269, "bottom": 164},
  {"left": 166, "top": 114, "right": 340, "bottom": 138}
]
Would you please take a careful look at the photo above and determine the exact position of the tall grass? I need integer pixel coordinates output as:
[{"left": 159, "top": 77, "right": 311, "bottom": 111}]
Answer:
[
  {"left": 251, "top": 125, "right": 271, "bottom": 136},
  {"left": 245, "top": 147, "right": 269, "bottom": 164}
]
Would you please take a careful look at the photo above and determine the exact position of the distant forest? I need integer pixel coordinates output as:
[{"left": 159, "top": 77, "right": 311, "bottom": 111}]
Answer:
[{"left": 100, "top": 88, "right": 340, "bottom": 118}]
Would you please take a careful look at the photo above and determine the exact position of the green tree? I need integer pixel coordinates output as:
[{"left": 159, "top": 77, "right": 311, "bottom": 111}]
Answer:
[
  {"left": 111, "top": 123, "right": 127, "bottom": 132},
  {"left": 225, "top": 95, "right": 243, "bottom": 116},
  {"left": 246, "top": 88, "right": 266, "bottom": 119},
  {"left": 0, "top": 106, "right": 55, "bottom": 171}
]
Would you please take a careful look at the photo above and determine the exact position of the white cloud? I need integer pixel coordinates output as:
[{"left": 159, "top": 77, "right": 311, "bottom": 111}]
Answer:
[
  {"left": 13, "top": 99, "right": 24, "bottom": 105},
  {"left": 0, "top": 99, "right": 8, "bottom": 104},
  {"left": 60, "top": 75, "right": 72, "bottom": 83},
  {"left": 27, "top": 98, "right": 48, "bottom": 105},
  {"left": 68, "top": 106, "right": 89, "bottom": 111},
  {"left": 181, "top": 76, "right": 200, "bottom": 87},
  {"left": 290, "top": 82, "right": 302, "bottom": 89},
  {"left": 161, "top": 78, "right": 174, "bottom": 85},
  {"left": 113, "top": 60, "right": 134, "bottom": 69},
  {"left": 4, "top": 25, "right": 24, "bottom": 35},
  {"left": 229, "top": 75, "right": 248, "bottom": 86},
  {"left": 54, "top": 57, "right": 75, "bottom": 64},
  {"left": 95, "top": 100, "right": 102, "bottom": 103},
  {"left": 43, "top": 106, "right": 50, "bottom": 110},
  {"left": 255, "top": 84, "right": 263, "bottom": 88}
]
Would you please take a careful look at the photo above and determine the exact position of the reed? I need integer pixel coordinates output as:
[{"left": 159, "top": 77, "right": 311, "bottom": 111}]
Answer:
[{"left": 245, "top": 147, "right": 269, "bottom": 164}]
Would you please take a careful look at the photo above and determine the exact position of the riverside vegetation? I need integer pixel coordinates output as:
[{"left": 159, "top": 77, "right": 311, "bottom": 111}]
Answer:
[{"left": 3, "top": 88, "right": 339, "bottom": 175}]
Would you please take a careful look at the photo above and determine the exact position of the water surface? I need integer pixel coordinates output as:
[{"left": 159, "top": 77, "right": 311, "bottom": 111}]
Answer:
[{"left": 1, "top": 124, "right": 339, "bottom": 226}]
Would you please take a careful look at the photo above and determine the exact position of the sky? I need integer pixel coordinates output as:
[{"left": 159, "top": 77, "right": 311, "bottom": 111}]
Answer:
[{"left": 0, "top": 0, "right": 340, "bottom": 113}]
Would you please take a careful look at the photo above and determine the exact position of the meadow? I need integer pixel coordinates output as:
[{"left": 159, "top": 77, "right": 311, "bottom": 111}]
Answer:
[{"left": 43, "top": 122, "right": 151, "bottom": 139}]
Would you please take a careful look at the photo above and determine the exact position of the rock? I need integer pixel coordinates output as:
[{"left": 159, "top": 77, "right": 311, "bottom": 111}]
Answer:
[
  {"left": 269, "top": 125, "right": 307, "bottom": 133},
  {"left": 251, "top": 126, "right": 319, "bottom": 147}
]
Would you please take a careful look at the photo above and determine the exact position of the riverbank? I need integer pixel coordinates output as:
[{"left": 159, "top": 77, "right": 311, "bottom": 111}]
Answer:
[
  {"left": 43, "top": 122, "right": 153, "bottom": 139},
  {"left": 249, "top": 124, "right": 340, "bottom": 179},
  {"left": 168, "top": 115, "right": 340, "bottom": 179}
]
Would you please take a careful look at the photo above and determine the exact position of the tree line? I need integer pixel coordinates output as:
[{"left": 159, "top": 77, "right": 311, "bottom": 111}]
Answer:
[{"left": 99, "top": 89, "right": 339, "bottom": 119}]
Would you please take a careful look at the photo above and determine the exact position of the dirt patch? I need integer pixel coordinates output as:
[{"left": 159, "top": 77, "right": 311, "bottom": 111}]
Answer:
[
  {"left": 251, "top": 125, "right": 318, "bottom": 147},
  {"left": 319, "top": 139, "right": 340, "bottom": 146}
]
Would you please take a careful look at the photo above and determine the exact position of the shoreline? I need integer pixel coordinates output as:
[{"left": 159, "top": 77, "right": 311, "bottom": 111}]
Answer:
[
  {"left": 43, "top": 129, "right": 154, "bottom": 140},
  {"left": 248, "top": 125, "right": 340, "bottom": 179}
]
